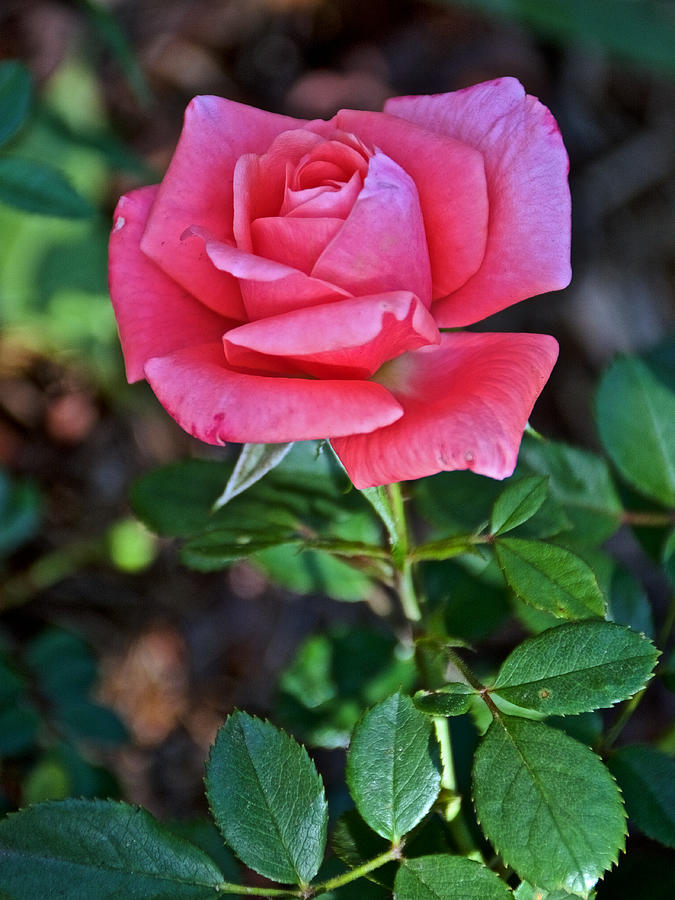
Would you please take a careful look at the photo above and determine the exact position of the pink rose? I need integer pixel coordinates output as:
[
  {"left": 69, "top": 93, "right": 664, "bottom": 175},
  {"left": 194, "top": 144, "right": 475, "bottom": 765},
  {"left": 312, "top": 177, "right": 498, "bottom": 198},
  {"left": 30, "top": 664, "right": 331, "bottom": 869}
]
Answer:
[{"left": 109, "top": 77, "right": 569, "bottom": 488}]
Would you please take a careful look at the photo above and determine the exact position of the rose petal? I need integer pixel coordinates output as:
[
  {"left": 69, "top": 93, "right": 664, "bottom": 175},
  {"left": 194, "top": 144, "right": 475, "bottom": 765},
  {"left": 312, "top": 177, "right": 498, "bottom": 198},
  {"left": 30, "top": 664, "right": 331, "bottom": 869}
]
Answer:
[
  {"left": 141, "top": 96, "right": 306, "bottom": 319},
  {"left": 312, "top": 150, "right": 433, "bottom": 306},
  {"left": 331, "top": 331, "right": 559, "bottom": 487},
  {"left": 224, "top": 291, "right": 440, "bottom": 379},
  {"left": 282, "top": 170, "right": 363, "bottom": 218},
  {"left": 337, "top": 109, "right": 488, "bottom": 298},
  {"left": 144, "top": 343, "right": 403, "bottom": 444},
  {"left": 109, "top": 187, "right": 230, "bottom": 383},
  {"left": 233, "top": 129, "right": 327, "bottom": 252},
  {"left": 251, "top": 216, "right": 345, "bottom": 274},
  {"left": 188, "top": 228, "right": 352, "bottom": 319},
  {"left": 385, "top": 78, "right": 571, "bottom": 326}
]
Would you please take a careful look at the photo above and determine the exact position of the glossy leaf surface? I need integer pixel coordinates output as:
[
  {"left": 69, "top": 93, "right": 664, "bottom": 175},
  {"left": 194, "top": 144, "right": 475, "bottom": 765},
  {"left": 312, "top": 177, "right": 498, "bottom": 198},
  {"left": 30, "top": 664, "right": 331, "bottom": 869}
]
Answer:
[
  {"left": 491, "top": 621, "right": 658, "bottom": 715},
  {"left": 346, "top": 693, "right": 440, "bottom": 841},
  {"left": 473, "top": 717, "right": 625, "bottom": 895},
  {"left": 205, "top": 712, "right": 327, "bottom": 885}
]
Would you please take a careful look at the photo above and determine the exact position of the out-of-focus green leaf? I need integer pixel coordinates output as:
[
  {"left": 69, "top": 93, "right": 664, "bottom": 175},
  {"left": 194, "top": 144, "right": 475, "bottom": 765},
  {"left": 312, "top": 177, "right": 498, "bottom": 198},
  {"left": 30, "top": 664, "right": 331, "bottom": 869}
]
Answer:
[
  {"left": 490, "top": 476, "right": 549, "bottom": 536},
  {"left": 439, "top": 0, "right": 675, "bottom": 75},
  {"left": 0, "top": 799, "right": 225, "bottom": 898},
  {"left": 494, "top": 538, "right": 606, "bottom": 619},
  {"left": 25, "top": 629, "right": 96, "bottom": 700},
  {"left": 0, "top": 61, "right": 32, "bottom": 148},
  {"left": 56, "top": 701, "right": 128, "bottom": 746},
  {"left": 166, "top": 820, "right": 240, "bottom": 882},
  {"left": 205, "top": 712, "right": 327, "bottom": 885},
  {"left": 0, "top": 157, "right": 95, "bottom": 218},
  {"left": 473, "top": 717, "right": 626, "bottom": 895},
  {"left": 23, "top": 757, "right": 70, "bottom": 804},
  {"left": 596, "top": 356, "right": 675, "bottom": 507},
  {"left": 490, "top": 621, "right": 658, "bottom": 716},
  {"left": 76, "top": 0, "right": 152, "bottom": 106},
  {"left": 276, "top": 628, "right": 416, "bottom": 748},
  {"left": 0, "top": 470, "right": 41, "bottom": 558},
  {"left": 423, "top": 560, "right": 510, "bottom": 642},
  {"left": 395, "top": 855, "right": 512, "bottom": 899},
  {"left": 518, "top": 438, "right": 623, "bottom": 545},
  {"left": 346, "top": 693, "right": 440, "bottom": 842},
  {"left": 332, "top": 810, "right": 395, "bottom": 889},
  {"left": 608, "top": 745, "right": 675, "bottom": 847},
  {"left": 607, "top": 565, "right": 654, "bottom": 637},
  {"left": 0, "top": 702, "right": 40, "bottom": 756}
]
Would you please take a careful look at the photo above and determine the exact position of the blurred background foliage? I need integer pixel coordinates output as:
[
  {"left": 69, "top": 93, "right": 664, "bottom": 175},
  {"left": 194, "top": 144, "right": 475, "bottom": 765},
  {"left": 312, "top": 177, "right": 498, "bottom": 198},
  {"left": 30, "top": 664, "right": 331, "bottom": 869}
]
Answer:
[{"left": 0, "top": 0, "right": 673, "bottom": 893}]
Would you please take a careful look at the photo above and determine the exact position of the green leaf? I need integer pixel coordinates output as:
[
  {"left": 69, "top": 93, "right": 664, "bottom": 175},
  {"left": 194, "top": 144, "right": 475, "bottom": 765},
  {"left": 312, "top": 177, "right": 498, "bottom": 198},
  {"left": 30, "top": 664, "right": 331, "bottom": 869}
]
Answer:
[
  {"left": 205, "top": 712, "right": 327, "bottom": 885},
  {"left": 394, "top": 855, "right": 512, "bottom": 899},
  {"left": 490, "top": 621, "right": 659, "bottom": 716},
  {"left": 607, "top": 745, "right": 675, "bottom": 847},
  {"left": 0, "top": 798, "right": 225, "bottom": 898},
  {"left": 423, "top": 561, "right": 510, "bottom": 642},
  {"left": 75, "top": 0, "right": 152, "bottom": 106},
  {"left": 491, "top": 476, "right": 549, "bottom": 536},
  {"left": 596, "top": 356, "right": 675, "bottom": 506},
  {"left": 0, "top": 157, "right": 94, "bottom": 218},
  {"left": 212, "top": 442, "right": 294, "bottom": 508},
  {"left": 276, "top": 628, "right": 416, "bottom": 749},
  {"left": 518, "top": 438, "right": 622, "bottom": 545},
  {"left": 56, "top": 700, "right": 128, "bottom": 745},
  {"left": 360, "top": 485, "right": 399, "bottom": 548},
  {"left": 494, "top": 538, "right": 606, "bottom": 620},
  {"left": 0, "top": 702, "right": 40, "bottom": 756},
  {"left": 0, "top": 469, "right": 41, "bottom": 557},
  {"left": 166, "top": 820, "right": 240, "bottom": 882},
  {"left": 331, "top": 810, "right": 395, "bottom": 889},
  {"left": 346, "top": 692, "right": 441, "bottom": 841},
  {"left": 442, "top": 0, "right": 675, "bottom": 76},
  {"left": 182, "top": 532, "right": 301, "bottom": 568},
  {"left": 473, "top": 717, "right": 626, "bottom": 895},
  {"left": 0, "top": 61, "right": 32, "bottom": 148},
  {"left": 514, "top": 884, "right": 580, "bottom": 900},
  {"left": 413, "top": 685, "right": 475, "bottom": 717},
  {"left": 607, "top": 565, "right": 654, "bottom": 637},
  {"left": 26, "top": 628, "right": 96, "bottom": 699}
]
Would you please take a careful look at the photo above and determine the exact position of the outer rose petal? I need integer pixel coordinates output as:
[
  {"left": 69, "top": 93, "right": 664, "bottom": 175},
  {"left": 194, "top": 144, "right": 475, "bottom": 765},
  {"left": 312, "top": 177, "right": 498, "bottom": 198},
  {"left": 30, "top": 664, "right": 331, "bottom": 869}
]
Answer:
[
  {"left": 141, "top": 96, "right": 306, "bottom": 319},
  {"left": 385, "top": 78, "right": 571, "bottom": 326},
  {"left": 331, "top": 332, "right": 559, "bottom": 488},
  {"left": 336, "top": 109, "right": 488, "bottom": 298},
  {"left": 312, "top": 151, "right": 432, "bottom": 306},
  {"left": 108, "top": 187, "right": 230, "bottom": 383},
  {"left": 144, "top": 343, "right": 403, "bottom": 444},
  {"left": 224, "top": 291, "right": 440, "bottom": 379}
]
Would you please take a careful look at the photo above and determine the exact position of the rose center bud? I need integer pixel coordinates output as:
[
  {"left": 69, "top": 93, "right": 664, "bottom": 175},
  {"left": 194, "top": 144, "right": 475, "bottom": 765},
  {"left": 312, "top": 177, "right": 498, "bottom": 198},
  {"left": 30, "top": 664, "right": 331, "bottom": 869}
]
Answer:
[{"left": 279, "top": 132, "right": 372, "bottom": 219}]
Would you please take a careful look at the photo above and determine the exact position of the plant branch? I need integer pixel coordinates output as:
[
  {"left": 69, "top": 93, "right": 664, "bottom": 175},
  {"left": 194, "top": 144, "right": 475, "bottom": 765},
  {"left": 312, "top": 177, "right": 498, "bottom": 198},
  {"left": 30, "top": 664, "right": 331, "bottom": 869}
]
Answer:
[
  {"left": 309, "top": 845, "right": 403, "bottom": 896},
  {"left": 215, "top": 882, "right": 302, "bottom": 897}
]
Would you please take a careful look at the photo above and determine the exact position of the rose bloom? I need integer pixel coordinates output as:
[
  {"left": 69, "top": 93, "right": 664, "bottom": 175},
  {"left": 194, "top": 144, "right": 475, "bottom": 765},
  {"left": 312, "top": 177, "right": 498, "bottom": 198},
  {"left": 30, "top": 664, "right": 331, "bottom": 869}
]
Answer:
[{"left": 109, "top": 78, "right": 570, "bottom": 488}]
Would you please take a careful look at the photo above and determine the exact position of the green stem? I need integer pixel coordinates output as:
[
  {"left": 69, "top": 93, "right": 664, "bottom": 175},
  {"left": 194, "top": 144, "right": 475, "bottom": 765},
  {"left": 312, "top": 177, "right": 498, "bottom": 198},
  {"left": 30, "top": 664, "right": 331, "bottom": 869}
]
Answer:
[
  {"left": 310, "top": 846, "right": 403, "bottom": 895},
  {"left": 386, "top": 483, "right": 422, "bottom": 623},
  {"left": 622, "top": 510, "right": 674, "bottom": 527},
  {"left": 395, "top": 561, "right": 421, "bottom": 623},
  {"left": 600, "top": 688, "right": 646, "bottom": 753},
  {"left": 408, "top": 534, "right": 486, "bottom": 564},
  {"left": 215, "top": 882, "right": 302, "bottom": 897},
  {"left": 434, "top": 716, "right": 456, "bottom": 793}
]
